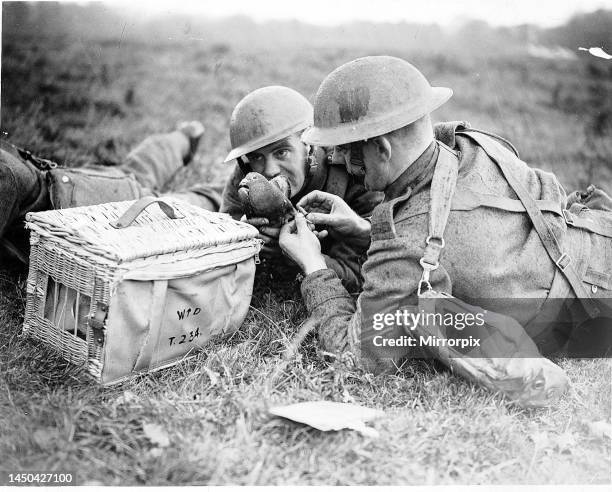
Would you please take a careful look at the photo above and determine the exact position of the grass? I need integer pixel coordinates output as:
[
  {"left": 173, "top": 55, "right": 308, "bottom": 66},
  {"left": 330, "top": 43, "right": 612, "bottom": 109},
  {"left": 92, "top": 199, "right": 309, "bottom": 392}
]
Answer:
[{"left": 1, "top": 30, "right": 611, "bottom": 485}]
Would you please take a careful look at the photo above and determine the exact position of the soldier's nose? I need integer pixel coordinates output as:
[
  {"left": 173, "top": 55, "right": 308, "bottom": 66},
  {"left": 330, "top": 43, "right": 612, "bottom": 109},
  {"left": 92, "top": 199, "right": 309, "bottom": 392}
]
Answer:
[
  {"left": 331, "top": 147, "right": 347, "bottom": 166},
  {"left": 263, "top": 159, "right": 281, "bottom": 178}
]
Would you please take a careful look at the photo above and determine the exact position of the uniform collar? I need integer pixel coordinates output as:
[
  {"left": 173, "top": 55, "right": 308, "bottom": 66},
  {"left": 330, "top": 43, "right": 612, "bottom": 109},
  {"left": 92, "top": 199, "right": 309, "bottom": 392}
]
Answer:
[{"left": 384, "top": 140, "right": 439, "bottom": 201}]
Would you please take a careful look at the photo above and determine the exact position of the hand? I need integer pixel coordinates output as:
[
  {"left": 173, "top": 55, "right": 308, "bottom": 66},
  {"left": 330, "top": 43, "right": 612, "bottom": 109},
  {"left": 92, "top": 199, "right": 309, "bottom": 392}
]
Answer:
[
  {"left": 296, "top": 191, "right": 371, "bottom": 241},
  {"left": 279, "top": 214, "right": 327, "bottom": 274},
  {"left": 241, "top": 216, "right": 281, "bottom": 257}
]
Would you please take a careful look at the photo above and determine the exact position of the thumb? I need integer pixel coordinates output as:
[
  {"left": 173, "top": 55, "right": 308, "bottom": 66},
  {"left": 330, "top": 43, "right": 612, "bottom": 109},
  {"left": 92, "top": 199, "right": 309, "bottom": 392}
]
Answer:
[
  {"left": 295, "top": 213, "right": 310, "bottom": 234},
  {"left": 279, "top": 219, "right": 295, "bottom": 236}
]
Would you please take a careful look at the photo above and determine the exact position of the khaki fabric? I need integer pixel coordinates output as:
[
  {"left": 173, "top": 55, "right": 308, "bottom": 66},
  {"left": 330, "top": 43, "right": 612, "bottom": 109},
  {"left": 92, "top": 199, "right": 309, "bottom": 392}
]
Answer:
[
  {"left": 299, "top": 121, "right": 612, "bottom": 371},
  {"left": 101, "top": 258, "right": 255, "bottom": 384}
]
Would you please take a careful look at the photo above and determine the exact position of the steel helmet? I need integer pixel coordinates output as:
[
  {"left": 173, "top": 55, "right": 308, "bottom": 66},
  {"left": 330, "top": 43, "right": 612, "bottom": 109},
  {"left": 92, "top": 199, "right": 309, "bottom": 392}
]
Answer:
[
  {"left": 224, "top": 86, "right": 314, "bottom": 162},
  {"left": 302, "top": 56, "right": 452, "bottom": 146}
]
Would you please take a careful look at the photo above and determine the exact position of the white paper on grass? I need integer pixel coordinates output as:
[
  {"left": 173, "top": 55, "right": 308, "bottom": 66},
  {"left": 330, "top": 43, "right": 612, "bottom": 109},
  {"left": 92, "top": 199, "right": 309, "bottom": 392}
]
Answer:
[{"left": 269, "top": 400, "right": 385, "bottom": 437}]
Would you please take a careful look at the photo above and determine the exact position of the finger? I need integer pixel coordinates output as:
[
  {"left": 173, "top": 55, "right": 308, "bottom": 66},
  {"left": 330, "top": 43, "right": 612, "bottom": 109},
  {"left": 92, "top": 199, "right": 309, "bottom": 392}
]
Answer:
[
  {"left": 246, "top": 217, "right": 270, "bottom": 227},
  {"left": 315, "top": 229, "right": 329, "bottom": 239},
  {"left": 305, "top": 211, "right": 338, "bottom": 226},
  {"left": 296, "top": 190, "right": 334, "bottom": 210},
  {"left": 257, "top": 232, "right": 273, "bottom": 244},
  {"left": 279, "top": 219, "right": 295, "bottom": 237},
  {"left": 259, "top": 226, "right": 281, "bottom": 238},
  {"left": 261, "top": 243, "right": 280, "bottom": 256}
]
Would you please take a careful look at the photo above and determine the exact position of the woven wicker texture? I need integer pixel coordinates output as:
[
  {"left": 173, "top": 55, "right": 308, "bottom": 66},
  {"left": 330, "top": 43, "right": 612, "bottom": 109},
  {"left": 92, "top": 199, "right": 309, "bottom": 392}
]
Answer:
[
  {"left": 23, "top": 197, "right": 261, "bottom": 383},
  {"left": 25, "top": 198, "right": 259, "bottom": 262}
]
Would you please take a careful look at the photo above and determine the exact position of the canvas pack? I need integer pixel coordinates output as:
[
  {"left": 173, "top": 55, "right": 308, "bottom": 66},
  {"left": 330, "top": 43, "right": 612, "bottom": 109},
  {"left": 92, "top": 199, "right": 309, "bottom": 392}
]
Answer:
[{"left": 22, "top": 197, "right": 261, "bottom": 384}]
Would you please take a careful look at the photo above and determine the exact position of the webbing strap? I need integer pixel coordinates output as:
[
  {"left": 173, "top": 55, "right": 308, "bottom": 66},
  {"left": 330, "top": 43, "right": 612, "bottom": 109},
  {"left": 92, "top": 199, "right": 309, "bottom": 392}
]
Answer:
[
  {"left": 460, "top": 131, "right": 600, "bottom": 318},
  {"left": 132, "top": 280, "right": 168, "bottom": 372},
  {"left": 417, "top": 144, "right": 459, "bottom": 295},
  {"left": 325, "top": 163, "right": 350, "bottom": 199},
  {"left": 394, "top": 189, "right": 563, "bottom": 223}
]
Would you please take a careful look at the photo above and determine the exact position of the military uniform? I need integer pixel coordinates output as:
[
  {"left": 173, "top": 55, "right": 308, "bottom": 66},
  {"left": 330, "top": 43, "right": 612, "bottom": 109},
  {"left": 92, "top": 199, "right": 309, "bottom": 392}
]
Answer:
[
  {"left": 220, "top": 148, "right": 385, "bottom": 292},
  {"left": 299, "top": 121, "right": 612, "bottom": 368},
  {"left": 0, "top": 132, "right": 222, "bottom": 261}
]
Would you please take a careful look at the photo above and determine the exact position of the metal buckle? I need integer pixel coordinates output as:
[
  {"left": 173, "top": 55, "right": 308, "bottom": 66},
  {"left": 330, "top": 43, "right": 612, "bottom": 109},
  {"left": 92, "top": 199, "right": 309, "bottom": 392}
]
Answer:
[
  {"left": 417, "top": 279, "right": 433, "bottom": 296},
  {"left": 419, "top": 257, "right": 439, "bottom": 271},
  {"left": 425, "top": 235, "right": 445, "bottom": 248},
  {"left": 555, "top": 252, "right": 571, "bottom": 270},
  {"left": 562, "top": 209, "right": 574, "bottom": 225}
]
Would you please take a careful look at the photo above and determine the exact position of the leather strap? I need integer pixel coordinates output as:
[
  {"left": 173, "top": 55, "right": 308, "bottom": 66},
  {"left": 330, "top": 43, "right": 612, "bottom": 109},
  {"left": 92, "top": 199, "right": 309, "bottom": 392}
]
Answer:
[
  {"left": 325, "top": 163, "right": 350, "bottom": 199},
  {"left": 459, "top": 131, "right": 600, "bottom": 318},
  {"left": 417, "top": 143, "right": 459, "bottom": 295},
  {"left": 395, "top": 188, "right": 563, "bottom": 223},
  {"left": 110, "top": 196, "right": 184, "bottom": 229},
  {"left": 132, "top": 280, "right": 168, "bottom": 372}
]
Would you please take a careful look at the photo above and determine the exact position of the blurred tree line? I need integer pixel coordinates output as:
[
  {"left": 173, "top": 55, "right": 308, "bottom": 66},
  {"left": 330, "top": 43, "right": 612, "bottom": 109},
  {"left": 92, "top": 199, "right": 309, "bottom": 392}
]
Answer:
[{"left": 2, "top": 2, "right": 611, "bottom": 54}]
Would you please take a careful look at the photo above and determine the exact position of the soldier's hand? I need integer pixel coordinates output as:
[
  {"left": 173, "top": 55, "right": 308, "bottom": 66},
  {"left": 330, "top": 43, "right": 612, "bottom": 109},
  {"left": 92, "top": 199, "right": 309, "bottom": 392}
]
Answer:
[
  {"left": 240, "top": 215, "right": 281, "bottom": 257},
  {"left": 279, "top": 214, "right": 327, "bottom": 274},
  {"left": 297, "top": 191, "right": 370, "bottom": 241}
]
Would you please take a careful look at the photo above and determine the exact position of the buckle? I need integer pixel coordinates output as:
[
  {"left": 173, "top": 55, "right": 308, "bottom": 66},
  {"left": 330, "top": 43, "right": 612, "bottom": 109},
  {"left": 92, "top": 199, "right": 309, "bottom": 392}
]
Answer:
[
  {"left": 417, "top": 279, "right": 433, "bottom": 296},
  {"left": 425, "top": 235, "right": 445, "bottom": 248},
  {"left": 562, "top": 209, "right": 574, "bottom": 225},
  {"left": 419, "top": 257, "right": 439, "bottom": 271},
  {"left": 555, "top": 253, "right": 571, "bottom": 270}
]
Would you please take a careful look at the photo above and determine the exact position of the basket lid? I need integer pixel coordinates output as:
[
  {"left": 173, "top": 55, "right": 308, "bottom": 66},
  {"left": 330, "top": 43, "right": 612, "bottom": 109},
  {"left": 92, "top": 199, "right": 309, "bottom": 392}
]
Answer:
[{"left": 25, "top": 198, "right": 259, "bottom": 263}]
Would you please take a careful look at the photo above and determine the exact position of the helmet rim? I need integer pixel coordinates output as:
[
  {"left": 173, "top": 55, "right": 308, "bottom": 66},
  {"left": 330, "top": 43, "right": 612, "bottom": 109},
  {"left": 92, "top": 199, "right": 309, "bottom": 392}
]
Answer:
[
  {"left": 302, "top": 86, "right": 452, "bottom": 146},
  {"left": 225, "top": 86, "right": 313, "bottom": 163},
  {"left": 224, "top": 118, "right": 311, "bottom": 162}
]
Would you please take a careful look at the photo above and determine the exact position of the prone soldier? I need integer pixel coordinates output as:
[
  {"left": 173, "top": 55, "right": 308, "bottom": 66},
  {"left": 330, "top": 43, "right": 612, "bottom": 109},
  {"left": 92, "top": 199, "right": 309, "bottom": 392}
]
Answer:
[
  {"left": 279, "top": 56, "right": 612, "bottom": 406},
  {"left": 220, "top": 86, "right": 384, "bottom": 291}
]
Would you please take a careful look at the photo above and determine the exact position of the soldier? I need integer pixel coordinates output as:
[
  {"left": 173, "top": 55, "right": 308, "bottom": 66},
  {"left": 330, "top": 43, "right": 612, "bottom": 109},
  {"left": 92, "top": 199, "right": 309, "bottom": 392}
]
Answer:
[
  {"left": 279, "top": 56, "right": 612, "bottom": 406},
  {"left": 220, "top": 86, "right": 384, "bottom": 292},
  {"left": 1, "top": 86, "right": 383, "bottom": 293},
  {"left": 0, "top": 122, "right": 220, "bottom": 264}
]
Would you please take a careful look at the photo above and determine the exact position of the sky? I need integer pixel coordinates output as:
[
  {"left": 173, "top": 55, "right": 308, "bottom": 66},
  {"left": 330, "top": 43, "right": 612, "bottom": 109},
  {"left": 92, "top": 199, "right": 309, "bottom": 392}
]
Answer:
[{"left": 108, "top": 0, "right": 610, "bottom": 27}]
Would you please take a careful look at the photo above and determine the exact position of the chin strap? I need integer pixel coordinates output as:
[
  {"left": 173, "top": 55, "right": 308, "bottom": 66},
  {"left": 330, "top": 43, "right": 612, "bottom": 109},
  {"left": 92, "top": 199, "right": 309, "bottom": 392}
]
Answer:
[{"left": 236, "top": 157, "right": 251, "bottom": 176}]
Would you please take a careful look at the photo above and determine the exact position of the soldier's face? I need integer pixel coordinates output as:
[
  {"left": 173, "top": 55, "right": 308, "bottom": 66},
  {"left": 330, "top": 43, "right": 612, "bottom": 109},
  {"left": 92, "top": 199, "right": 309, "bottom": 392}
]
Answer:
[
  {"left": 244, "top": 134, "right": 308, "bottom": 197},
  {"left": 331, "top": 142, "right": 366, "bottom": 178},
  {"left": 333, "top": 140, "right": 390, "bottom": 191}
]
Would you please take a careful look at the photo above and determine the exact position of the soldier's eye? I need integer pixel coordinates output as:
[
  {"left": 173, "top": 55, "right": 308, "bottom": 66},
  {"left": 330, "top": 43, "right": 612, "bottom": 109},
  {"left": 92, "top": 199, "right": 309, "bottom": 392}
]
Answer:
[
  {"left": 275, "top": 149, "right": 290, "bottom": 159},
  {"left": 336, "top": 145, "right": 350, "bottom": 154},
  {"left": 246, "top": 154, "right": 264, "bottom": 164}
]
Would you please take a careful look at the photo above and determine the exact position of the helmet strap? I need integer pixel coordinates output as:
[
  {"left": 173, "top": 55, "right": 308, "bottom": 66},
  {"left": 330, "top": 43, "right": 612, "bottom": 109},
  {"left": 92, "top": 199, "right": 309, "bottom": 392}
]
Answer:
[
  {"left": 294, "top": 144, "right": 314, "bottom": 196},
  {"left": 236, "top": 156, "right": 251, "bottom": 175}
]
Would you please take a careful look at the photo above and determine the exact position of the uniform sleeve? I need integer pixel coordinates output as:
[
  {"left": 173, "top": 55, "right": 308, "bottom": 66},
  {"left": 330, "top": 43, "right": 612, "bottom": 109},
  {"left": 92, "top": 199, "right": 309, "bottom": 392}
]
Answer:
[
  {"left": 321, "top": 245, "right": 363, "bottom": 294},
  {"left": 219, "top": 164, "right": 246, "bottom": 220},
  {"left": 301, "top": 213, "right": 452, "bottom": 374},
  {"left": 319, "top": 181, "right": 383, "bottom": 292}
]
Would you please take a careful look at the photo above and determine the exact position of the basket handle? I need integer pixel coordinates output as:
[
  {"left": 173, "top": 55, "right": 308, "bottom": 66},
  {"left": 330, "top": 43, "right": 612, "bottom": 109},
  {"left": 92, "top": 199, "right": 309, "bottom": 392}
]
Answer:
[{"left": 110, "top": 197, "right": 185, "bottom": 229}]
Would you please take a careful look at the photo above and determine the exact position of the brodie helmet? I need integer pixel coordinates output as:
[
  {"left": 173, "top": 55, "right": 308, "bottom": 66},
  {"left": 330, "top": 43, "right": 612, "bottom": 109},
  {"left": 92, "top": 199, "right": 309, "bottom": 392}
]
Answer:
[
  {"left": 302, "top": 56, "right": 452, "bottom": 146},
  {"left": 224, "top": 86, "right": 314, "bottom": 162}
]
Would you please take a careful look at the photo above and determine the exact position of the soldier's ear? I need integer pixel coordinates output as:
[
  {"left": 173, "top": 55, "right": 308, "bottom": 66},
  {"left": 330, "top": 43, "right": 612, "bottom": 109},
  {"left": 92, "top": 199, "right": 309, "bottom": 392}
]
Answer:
[{"left": 371, "top": 136, "right": 392, "bottom": 163}]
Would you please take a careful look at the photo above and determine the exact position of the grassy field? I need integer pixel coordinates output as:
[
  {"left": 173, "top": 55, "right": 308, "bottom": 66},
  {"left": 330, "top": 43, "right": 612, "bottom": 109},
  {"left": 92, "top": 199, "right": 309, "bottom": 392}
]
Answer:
[{"left": 1, "top": 30, "right": 611, "bottom": 485}]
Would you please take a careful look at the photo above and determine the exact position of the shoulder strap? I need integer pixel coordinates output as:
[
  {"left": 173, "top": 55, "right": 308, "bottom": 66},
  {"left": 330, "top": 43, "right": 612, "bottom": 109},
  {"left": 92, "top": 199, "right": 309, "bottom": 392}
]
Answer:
[
  {"left": 459, "top": 130, "right": 600, "bottom": 318},
  {"left": 459, "top": 127, "right": 520, "bottom": 158},
  {"left": 417, "top": 143, "right": 459, "bottom": 295},
  {"left": 325, "top": 163, "right": 350, "bottom": 199}
]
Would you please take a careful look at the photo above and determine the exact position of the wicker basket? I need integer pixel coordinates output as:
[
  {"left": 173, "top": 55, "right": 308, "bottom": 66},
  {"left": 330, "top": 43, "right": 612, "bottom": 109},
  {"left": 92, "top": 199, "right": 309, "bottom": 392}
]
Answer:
[{"left": 23, "top": 197, "right": 261, "bottom": 384}]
